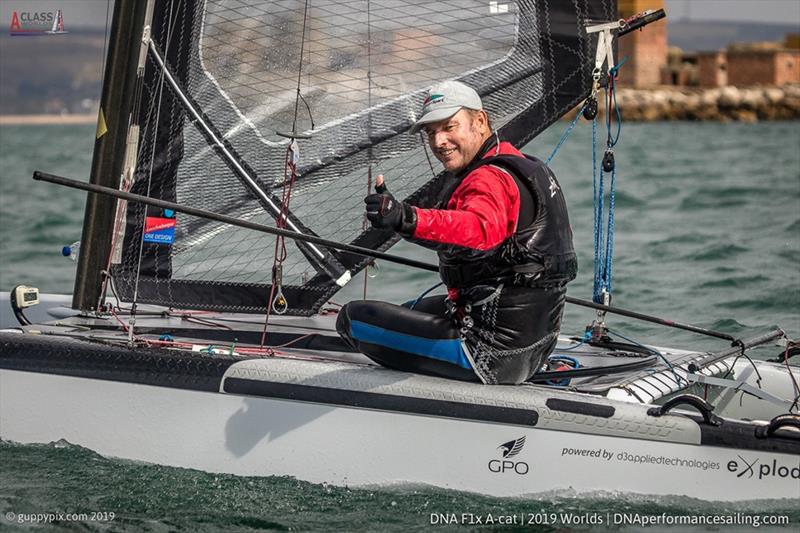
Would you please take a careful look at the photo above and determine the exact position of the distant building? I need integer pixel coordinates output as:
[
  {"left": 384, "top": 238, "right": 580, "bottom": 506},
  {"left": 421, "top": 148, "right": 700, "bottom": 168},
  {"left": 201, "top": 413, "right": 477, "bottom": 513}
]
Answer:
[
  {"left": 623, "top": 2, "right": 800, "bottom": 89},
  {"left": 726, "top": 45, "right": 799, "bottom": 86},
  {"left": 697, "top": 51, "right": 726, "bottom": 87},
  {"left": 668, "top": 35, "right": 799, "bottom": 88},
  {"left": 617, "top": 0, "right": 668, "bottom": 88},
  {"left": 661, "top": 47, "right": 697, "bottom": 86}
]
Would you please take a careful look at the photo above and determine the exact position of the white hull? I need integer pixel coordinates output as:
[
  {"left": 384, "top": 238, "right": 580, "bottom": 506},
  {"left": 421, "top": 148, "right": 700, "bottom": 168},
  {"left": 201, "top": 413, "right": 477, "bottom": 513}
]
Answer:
[{"left": 2, "top": 365, "right": 798, "bottom": 501}]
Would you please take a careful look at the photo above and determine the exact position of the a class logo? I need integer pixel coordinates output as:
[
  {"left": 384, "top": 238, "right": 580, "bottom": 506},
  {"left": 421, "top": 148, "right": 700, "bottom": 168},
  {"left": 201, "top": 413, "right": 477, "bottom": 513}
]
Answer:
[{"left": 9, "top": 9, "right": 68, "bottom": 36}]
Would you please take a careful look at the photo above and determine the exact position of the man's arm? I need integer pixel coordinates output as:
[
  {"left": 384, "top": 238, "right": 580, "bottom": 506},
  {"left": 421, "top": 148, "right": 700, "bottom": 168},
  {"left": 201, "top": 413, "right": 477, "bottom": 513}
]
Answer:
[{"left": 410, "top": 169, "right": 520, "bottom": 252}]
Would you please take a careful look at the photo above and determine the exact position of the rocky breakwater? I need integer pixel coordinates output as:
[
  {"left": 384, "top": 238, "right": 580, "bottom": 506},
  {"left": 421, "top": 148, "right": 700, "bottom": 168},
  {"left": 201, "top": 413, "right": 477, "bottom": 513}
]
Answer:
[{"left": 615, "top": 85, "right": 800, "bottom": 122}]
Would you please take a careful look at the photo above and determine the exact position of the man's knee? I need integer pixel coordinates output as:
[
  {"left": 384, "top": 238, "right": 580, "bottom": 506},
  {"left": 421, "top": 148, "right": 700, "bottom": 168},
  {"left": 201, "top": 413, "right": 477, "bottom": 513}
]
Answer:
[
  {"left": 335, "top": 302, "right": 354, "bottom": 346},
  {"left": 336, "top": 301, "right": 380, "bottom": 346}
]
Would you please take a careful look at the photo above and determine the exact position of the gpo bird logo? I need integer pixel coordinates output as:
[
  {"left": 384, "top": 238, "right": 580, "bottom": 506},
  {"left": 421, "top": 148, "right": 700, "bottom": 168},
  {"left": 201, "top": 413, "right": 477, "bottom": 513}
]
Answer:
[
  {"left": 498, "top": 436, "right": 526, "bottom": 458},
  {"left": 489, "top": 436, "right": 530, "bottom": 474}
]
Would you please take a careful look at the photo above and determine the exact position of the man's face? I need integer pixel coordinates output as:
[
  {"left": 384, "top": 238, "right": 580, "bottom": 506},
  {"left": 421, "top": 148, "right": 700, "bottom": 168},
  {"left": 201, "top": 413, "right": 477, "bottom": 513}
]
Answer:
[{"left": 424, "top": 109, "right": 488, "bottom": 173}]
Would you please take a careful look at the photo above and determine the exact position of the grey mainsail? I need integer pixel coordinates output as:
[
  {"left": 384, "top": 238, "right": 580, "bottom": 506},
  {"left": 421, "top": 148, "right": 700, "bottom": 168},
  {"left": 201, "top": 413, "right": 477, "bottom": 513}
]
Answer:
[{"left": 106, "top": 0, "right": 616, "bottom": 315}]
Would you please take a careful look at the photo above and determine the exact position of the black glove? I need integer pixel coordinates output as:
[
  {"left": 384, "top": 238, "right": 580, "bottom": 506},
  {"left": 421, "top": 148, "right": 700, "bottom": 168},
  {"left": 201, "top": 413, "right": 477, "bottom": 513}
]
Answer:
[{"left": 364, "top": 182, "right": 417, "bottom": 235}]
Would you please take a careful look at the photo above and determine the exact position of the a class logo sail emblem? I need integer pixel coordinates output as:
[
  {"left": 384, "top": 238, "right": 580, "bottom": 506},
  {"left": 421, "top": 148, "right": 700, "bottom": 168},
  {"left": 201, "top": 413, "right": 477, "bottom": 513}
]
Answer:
[
  {"left": 488, "top": 436, "right": 529, "bottom": 475},
  {"left": 9, "top": 9, "right": 68, "bottom": 36}
]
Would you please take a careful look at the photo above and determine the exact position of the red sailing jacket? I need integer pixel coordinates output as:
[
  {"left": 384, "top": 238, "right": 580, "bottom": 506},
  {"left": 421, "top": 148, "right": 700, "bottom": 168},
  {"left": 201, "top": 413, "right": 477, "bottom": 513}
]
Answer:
[
  {"left": 411, "top": 141, "right": 523, "bottom": 299},
  {"left": 413, "top": 141, "right": 522, "bottom": 248}
]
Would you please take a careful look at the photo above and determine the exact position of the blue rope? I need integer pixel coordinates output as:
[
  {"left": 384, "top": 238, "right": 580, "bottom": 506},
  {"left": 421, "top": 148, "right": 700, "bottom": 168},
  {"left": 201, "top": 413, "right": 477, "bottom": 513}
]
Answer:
[
  {"left": 545, "top": 102, "right": 587, "bottom": 165},
  {"left": 592, "top": 89, "right": 621, "bottom": 304},
  {"left": 609, "top": 55, "right": 629, "bottom": 76},
  {"left": 606, "top": 83, "right": 622, "bottom": 148},
  {"left": 592, "top": 117, "right": 607, "bottom": 303},
  {"left": 606, "top": 327, "right": 688, "bottom": 387},
  {"left": 607, "top": 56, "right": 627, "bottom": 148},
  {"left": 557, "top": 340, "right": 586, "bottom": 352},
  {"left": 542, "top": 81, "right": 622, "bottom": 306},
  {"left": 408, "top": 281, "right": 443, "bottom": 310},
  {"left": 554, "top": 329, "right": 593, "bottom": 353},
  {"left": 592, "top": 157, "right": 616, "bottom": 303},
  {"left": 604, "top": 164, "right": 616, "bottom": 297},
  {"left": 592, "top": 118, "right": 598, "bottom": 296},
  {"left": 612, "top": 87, "right": 623, "bottom": 146}
]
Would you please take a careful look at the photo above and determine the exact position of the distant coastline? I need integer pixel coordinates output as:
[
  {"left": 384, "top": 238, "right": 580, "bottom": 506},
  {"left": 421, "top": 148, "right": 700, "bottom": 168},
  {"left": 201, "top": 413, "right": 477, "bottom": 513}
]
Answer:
[
  {"left": 0, "top": 113, "right": 97, "bottom": 126},
  {"left": 553, "top": 85, "right": 799, "bottom": 122},
  {"left": 2, "top": 85, "right": 799, "bottom": 127},
  {"left": 615, "top": 85, "right": 800, "bottom": 122}
]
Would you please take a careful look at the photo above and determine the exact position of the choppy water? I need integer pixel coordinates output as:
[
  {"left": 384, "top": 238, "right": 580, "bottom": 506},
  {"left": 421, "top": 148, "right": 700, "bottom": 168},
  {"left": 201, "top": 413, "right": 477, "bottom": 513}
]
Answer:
[{"left": 1, "top": 121, "right": 799, "bottom": 531}]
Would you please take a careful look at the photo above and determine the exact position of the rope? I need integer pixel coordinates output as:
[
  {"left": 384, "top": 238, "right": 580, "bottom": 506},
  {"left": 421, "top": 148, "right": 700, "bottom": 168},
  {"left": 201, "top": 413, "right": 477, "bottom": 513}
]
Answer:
[
  {"left": 606, "top": 327, "right": 688, "bottom": 387},
  {"left": 261, "top": 0, "right": 310, "bottom": 347},
  {"left": 290, "top": 0, "right": 311, "bottom": 135},
  {"left": 592, "top": 68, "right": 624, "bottom": 305},
  {"left": 129, "top": 0, "right": 180, "bottom": 345},
  {"left": 592, "top": 116, "right": 606, "bottom": 303},
  {"left": 603, "top": 163, "right": 617, "bottom": 298},
  {"left": 545, "top": 101, "right": 587, "bottom": 165},
  {"left": 543, "top": 87, "right": 619, "bottom": 307},
  {"left": 606, "top": 63, "right": 623, "bottom": 148},
  {"left": 260, "top": 139, "right": 299, "bottom": 347},
  {"left": 408, "top": 282, "right": 443, "bottom": 310},
  {"left": 362, "top": 0, "right": 374, "bottom": 300}
]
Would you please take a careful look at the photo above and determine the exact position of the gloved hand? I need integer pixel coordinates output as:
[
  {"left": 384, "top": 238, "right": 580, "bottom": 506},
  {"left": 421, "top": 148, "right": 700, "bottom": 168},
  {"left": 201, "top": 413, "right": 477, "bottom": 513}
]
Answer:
[{"left": 364, "top": 175, "right": 417, "bottom": 235}]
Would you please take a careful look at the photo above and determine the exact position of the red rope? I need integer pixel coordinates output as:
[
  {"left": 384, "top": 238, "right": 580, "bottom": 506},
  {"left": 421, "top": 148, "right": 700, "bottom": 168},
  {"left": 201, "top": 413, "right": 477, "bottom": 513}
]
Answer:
[
  {"left": 260, "top": 144, "right": 298, "bottom": 348},
  {"left": 109, "top": 306, "right": 129, "bottom": 333}
]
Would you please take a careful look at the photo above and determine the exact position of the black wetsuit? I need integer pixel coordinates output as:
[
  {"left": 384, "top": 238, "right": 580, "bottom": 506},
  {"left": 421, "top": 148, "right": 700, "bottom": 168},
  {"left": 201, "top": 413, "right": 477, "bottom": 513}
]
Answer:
[{"left": 337, "top": 141, "right": 576, "bottom": 384}]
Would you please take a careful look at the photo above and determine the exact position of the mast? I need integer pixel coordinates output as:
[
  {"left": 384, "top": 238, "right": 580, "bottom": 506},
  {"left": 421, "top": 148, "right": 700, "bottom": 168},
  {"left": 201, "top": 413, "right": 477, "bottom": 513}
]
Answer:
[{"left": 72, "top": 0, "right": 152, "bottom": 311}]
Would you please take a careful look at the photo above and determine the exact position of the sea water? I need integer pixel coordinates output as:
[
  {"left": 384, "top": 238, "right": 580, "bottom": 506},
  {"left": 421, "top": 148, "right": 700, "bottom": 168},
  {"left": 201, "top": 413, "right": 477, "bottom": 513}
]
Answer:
[{"left": 0, "top": 121, "right": 798, "bottom": 531}]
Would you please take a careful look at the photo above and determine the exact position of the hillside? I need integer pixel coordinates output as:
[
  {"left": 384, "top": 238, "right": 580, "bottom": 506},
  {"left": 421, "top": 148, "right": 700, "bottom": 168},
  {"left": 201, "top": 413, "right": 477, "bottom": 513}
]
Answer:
[
  {"left": 667, "top": 20, "right": 797, "bottom": 52},
  {"left": 0, "top": 28, "right": 107, "bottom": 115},
  {"left": 0, "top": 21, "right": 797, "bottom": 116}
]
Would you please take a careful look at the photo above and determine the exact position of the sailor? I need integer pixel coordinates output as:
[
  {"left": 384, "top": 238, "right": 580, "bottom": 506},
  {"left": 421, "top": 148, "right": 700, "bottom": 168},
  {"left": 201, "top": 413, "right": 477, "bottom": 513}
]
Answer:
[{"left": 336, "top": 81, "right": 577, "bottom": 384}]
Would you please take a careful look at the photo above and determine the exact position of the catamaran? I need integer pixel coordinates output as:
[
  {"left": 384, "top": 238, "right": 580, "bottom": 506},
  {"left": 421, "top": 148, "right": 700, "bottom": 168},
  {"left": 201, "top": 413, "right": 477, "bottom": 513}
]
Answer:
[{"left": 1, "top": 0, "right": 798, "bottom": 502}]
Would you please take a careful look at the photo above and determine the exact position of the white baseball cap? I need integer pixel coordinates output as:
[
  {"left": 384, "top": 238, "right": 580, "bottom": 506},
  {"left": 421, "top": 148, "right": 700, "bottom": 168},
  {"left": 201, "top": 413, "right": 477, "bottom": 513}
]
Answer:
[{"left": 410, "top": 81, "right": 483, "bottom": 134}]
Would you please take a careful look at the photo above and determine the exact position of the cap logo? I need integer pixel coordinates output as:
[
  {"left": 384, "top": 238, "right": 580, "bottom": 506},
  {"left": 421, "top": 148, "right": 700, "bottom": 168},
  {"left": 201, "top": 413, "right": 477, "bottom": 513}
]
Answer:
[{"left": 423, "top": 93, "right": 445, "bottom": 106}]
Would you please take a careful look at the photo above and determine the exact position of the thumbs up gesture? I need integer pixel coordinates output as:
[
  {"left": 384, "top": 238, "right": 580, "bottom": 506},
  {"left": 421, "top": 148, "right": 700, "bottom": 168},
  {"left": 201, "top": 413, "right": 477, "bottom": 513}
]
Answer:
[
  {"left": 364, "top": 175, "right": 417, "bottom": 235},
  {"left": 374, "top": 174, "right": 387, "bottom": 194}
]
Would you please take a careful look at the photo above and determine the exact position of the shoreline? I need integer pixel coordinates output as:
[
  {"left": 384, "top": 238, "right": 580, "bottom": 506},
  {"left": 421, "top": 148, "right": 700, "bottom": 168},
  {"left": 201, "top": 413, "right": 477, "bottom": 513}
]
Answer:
[
  {"left": 0, "top": 113, "right": 98, "bottom": 126},
  {"left": 576, "top": 84, "right": 800, "bottom": 122},
  {"left": 2, "top": 85, "right": 799, "bottom": 126}
]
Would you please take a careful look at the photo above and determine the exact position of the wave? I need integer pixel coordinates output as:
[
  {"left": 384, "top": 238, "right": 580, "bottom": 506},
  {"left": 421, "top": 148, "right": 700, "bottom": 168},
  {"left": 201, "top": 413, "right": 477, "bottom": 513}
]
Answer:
[
  {"left": 696, "top": 275, "right": 769, "bottom": 289},
  {"left": 676, "top": 186, "right": 785, "bottom": 211},
  {"left": 689, "top": 243, "right": 748, "bottom": 261}
]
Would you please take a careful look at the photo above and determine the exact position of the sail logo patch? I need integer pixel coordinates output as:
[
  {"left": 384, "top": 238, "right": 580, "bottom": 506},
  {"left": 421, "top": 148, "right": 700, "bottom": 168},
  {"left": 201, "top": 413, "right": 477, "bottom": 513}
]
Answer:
[
  {"left": 9, "top": 9, "right": 68, "bottom": 35},
  {"left": 488, "top": 436, "right": 529, "bottom": 475},
  {"left": 143, "top": 217, "right": 176, "bottom": 244}
]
